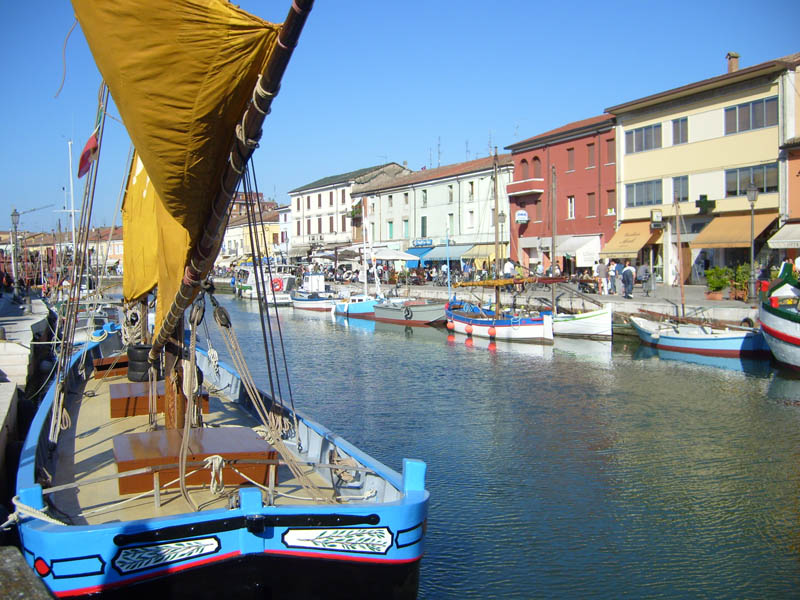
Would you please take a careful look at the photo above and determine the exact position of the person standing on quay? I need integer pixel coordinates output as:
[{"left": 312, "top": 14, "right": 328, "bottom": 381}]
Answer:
[
  {"left": 608, "top": 259, "right": 618, "bottom": 295},
  {"left": 597, "top": 259, "right": 608, "bottom": 295},
  {"left": 622, "top": 260, "right": 636, "bottom": 299}
]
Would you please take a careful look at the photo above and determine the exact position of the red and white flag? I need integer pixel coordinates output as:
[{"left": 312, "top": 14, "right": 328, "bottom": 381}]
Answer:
[{"left": 77, "top": 132, "right": 99, "bottom": 178}]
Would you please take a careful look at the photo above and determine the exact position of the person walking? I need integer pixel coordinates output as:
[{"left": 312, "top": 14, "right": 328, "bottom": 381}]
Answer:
[
  {"left": 622, "top": 260, "right": 636, "bottom": 299},
  {"left": 608, "top": 259, "right": 618, "bottom": 295},
  {"left": 597, "top": 259, "right": 608, "bottom": 295}
]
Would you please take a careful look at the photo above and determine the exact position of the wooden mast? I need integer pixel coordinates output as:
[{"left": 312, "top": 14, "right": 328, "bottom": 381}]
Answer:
[
  {"left": 149, "top": 0, "right": 313, "bottom": 365},
  {"left": 493, "top": 147, "right": 501, "bottom": 310}
]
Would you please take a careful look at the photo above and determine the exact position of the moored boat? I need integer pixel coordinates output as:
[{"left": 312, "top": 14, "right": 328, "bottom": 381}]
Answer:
[
  {"left": 290, "top": 272, "right": 336, "bottom": 312},
  {"left": 10, "top": 2, "right": 429, "bottom": 598},
  {"left": 758, "top": 271, "right": 800, "bottom": 368},
  {"left": 446, "top": 300, "right": 554, "bottom": 343},
  {"left": 629, "top": 315, "right": 770, "bottom": 358},
  {"left": 333, "top": 293, "right": 379, "bottom": 319},
  {"left": 235, "top": 264, "right": 294, "bottom": 305},
  {"left": 552, "top": 306, "right": 613, "bottom": 339},
  {"left": 373, "top": 298, "right": 447, "bottom": 327}
]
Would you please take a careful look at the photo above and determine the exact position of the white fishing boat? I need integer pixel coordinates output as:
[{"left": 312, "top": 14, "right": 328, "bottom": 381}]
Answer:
[
  {"left": 10, "top": 2, "right": 429, "bottom": 598},
  {"left": 758, "top": 268, "right": 800, "bottom": 368},
  {"left": 234, "top": 264, "right": 295, "bottom": 305},
  {"left": 290, "top": 272, "right": 336, "bottom": 312}
]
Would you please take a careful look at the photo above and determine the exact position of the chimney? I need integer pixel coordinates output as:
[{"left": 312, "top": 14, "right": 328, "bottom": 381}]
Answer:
[{"left": 726, "top": 51, "right": 740, "bottom": 73}]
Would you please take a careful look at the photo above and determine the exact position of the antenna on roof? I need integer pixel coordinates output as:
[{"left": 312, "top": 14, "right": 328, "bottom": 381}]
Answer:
[{"left": 465, "top": 140, "right": 470, "bottom": 161}]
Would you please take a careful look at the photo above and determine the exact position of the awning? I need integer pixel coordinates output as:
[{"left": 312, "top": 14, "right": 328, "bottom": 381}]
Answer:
[
  {"left": 689, "top": 212, "right": 777, "bottom": 249},
  {"left": 558, "top": 235, "right": 601, "bottom": 267},
  {"left": 423, "top": 244, "right": 474, "bottom": 260},
  {"left": 462, "top": 243, "right": 499, "bottom": 264},
  {"left": 288, "top": 245, "right": 311, "bottom": 257},
  {"left": 405, "top": 246, "right": 432, "bottom": 268},
  {"left": 519, "top": 236, "right": 542, "bottom": 250},
  {"left": 767, "top": 222, "right": 800, "bottom": 249},
  {"left": 599, "top": 221, "right": 662, "bottom": 258}
]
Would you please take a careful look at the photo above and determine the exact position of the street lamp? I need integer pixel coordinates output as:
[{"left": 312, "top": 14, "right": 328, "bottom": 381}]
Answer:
[
  {"left": 746, "top": 182, "right": 759, "bottom": 301},
  {"left": 10, "top": 208, "right": 20, "bottom": 299},
  {"left": 498, "top": 210, "right": 506, "bottom": 264}
]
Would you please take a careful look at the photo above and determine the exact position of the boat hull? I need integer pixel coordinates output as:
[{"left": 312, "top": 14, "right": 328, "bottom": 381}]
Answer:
[
  {"left": 552, "top": 308, "right": 612, "bottom": 339},
  {"left": 334, "top": 296, "right": 378, "bottom": 319},
  {"left": 630, "top": 316, "right": 770, "bottom": 358},
  {"left": 759, "top": 302, "right": 800, "bottom": 368},
  {"left": 16, "top": 326, "right": 429, "bottom": 598},
  {"left": 446, "top": 305, "right": 553, "bottom": 343},
  {"left": 373, "top": 301, "right": 446, "bottom": 327},
  {"left": 290, "top": 291, "right": 336, "bottom": 312}
]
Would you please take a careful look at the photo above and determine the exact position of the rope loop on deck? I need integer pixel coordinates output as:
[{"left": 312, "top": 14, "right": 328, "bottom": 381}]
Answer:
[{"left": 204, "top": 455, "right": 225, "bottom": 496}]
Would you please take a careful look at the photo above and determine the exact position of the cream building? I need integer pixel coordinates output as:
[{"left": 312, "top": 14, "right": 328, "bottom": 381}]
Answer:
[{"left": 604, "top": 51, "right": 799, "bottom": 285}]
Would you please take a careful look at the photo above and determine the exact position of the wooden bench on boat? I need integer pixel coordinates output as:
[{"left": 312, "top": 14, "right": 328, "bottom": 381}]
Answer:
[
  {"left": 109, "top": 380, "right": 210, "bottom": 418},
  {"left": 92, "top": 355, "right": 129, "bottom": 379},
  {"left": 112, "top": 426, "right": 276, "bottom": 495}
]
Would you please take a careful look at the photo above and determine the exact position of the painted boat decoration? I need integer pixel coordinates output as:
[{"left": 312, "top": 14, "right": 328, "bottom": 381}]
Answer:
[
  {"left": 445, "top": 300, "right": 553, "bottom": 343},
  {"left": 758, "top": 270, "right": 800, "bottom": 368},
  {"left": 11, "top": 2, "right": 429, "bottom": 598},
  {"left": 373, "top": 298, "right": 447, "bottom": 327},
  {"left": 629, "top": 315, "right": 770, "bottom": 358}
]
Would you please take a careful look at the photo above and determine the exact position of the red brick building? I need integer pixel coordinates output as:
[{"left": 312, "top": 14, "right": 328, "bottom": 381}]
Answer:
[{"left": 504, "top": 115, "right": 617, "bottom": 275}]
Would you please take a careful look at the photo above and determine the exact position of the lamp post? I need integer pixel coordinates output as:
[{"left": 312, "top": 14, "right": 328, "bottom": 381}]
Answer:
[
  {"left": 498, "top": 210, "right": 506, "bottom": 264},
  {"left": 10, "top": 208, "right": 20, "bottom": 299},
  {"left": 746, "top": 182, "right": 758, "bottom": 301}
]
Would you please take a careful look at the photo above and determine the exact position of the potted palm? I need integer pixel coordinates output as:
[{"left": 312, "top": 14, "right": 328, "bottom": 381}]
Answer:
[{"left": 704, "top": 266, "right": 732, "bottom": 300}]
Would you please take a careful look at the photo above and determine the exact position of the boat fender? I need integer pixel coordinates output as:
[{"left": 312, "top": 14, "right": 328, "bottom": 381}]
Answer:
[
  {"left": 740, "top": 317, "right": 755, "bottom": 328},
  {"left": 403, "top": 306, "right": 413, "bottom": 320},
  {"left": 272, "top": 278, "right": 284, "bottom": 292}
]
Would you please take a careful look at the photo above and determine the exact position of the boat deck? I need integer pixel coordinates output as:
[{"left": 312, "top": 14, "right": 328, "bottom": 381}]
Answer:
[{"left": 47, "top": 371, "right": 335, "bottom": 526}]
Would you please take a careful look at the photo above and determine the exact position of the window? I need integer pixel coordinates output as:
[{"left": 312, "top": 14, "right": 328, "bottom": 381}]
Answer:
[
  {"left": 535, "top": 199, "right": 542, "bottom": 221},
  {"left": 519, "top": 159, "right": 529, "bottom": 180},
  {"left": 329, "top": 215, "right": 334, "bottom": 232},
  {"left": 306, "top": 196, "right": 310, "bottom": 210},
  {"left": 587, "top": 144, "right": 595, "bottom": 168},
  {"left": 448, "top": 213, "right": 454, "bottom": 233},
  {"left": 625, "top": 180, "right": 663, "bottom": 207},
  {"left": 533, "top": 156, "right": 542, "bottom": 178},
  {"left": 672, "top": 117, "right": 688, "bottom": 145},
  {"left": 625, "top": 124, "right": 662, "bottom": 153},
  {"left": 341, "top": 189, "right": 346, "bottom": 204},
  {"left": 672, "top": 176, "right": 688, "bottom": 203},
  {"left": 404, "top": 192, "right": 409, "bottom": 206},
  {"left": 468, "top": 210, "right": 474, "bottom": 229},
  {"left": 422, "top": 190, "right": 428, "bottom": 207},
  {"left": 448, "top": 185, "right": 454, "bottom": 204},
  {"left": 420, "top": 215, "right": 427, "bottom": 237},
  {"left": 469, "top": 181, "right": 474, "bottom": 201},
  {"left": 370, "top": 222, "right": 375, "bottom": 242},
  {"left": 341, "top": 214, "right": 347, "bottom": 232},
  {"left": 567, "top": 148, "right": 575, "bottom": 171},
  {"left": 306, "top": 218, "right": 310, "bottom": 234},
  {"left": 724, "top": 96, "right": 778, "bottom": 135},
  {"left": 317, "top": 194, "right": 321, "bottom": 208},
  {"left": 387, "top": 221, "right": 394, "bottom": 239},
  {"left": 272, "top": 232, "right": 279, "bottom": 244},
  {"left": 403, "top": 219, "right": 409, "bottom": 238},
  {"left": 317, "top": 217, "right": 322, "bottom": 233},
  {"left": 725, "top": 163, "right": 779, "bottom": 196},
  {"left": 296, "top": 221, "right": 300, "bottom": 236},
  {"left": 606, "top": 138, "right": 615, "bottom": 164},
  {"left": 567, "top": 196, "right": 575, "bottom": 219},
  {"left": 607, "top": 189, "right": 616, "bottom": 214},
  {"left": 329, "top": 191, "right": 333, "bottom": 206},
  {"left": 296, "top": 197, "right": 300, "bottom": 211},
  {"left": 388, "top": 195, "right": 393, "bottom": 208},
  {"left": 587, "top": 192, "right": 596, "bottom": 217}
]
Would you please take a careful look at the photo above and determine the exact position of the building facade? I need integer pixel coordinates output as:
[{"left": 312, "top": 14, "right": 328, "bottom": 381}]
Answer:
[
  {"left": 505, "top": 115, "right": 617, "bottom": 274},
  {"left": 605, "top": 51, "right": 799, "bottom": 285},
  {"left": 288, "top": 163, "right": 411, "bottom": 259},
  {"left": 351, "top": 154, "right": 514, "bottom": 268}
]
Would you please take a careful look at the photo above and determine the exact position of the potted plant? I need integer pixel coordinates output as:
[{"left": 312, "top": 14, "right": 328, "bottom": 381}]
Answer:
[
  {"left": 704, "top": 266, "right": 732, "bottom": 300},
  {"left": 728, "top": 264, "right": 749, "bottom": 301}
]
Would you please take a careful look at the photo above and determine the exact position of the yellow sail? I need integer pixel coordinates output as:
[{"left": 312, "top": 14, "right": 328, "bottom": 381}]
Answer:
[{"left": 72, "top": 0, "right": 280, "bottom": 335}]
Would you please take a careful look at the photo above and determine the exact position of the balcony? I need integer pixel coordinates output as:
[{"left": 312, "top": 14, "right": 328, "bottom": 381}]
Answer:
[{"left": 506, "top": 178, "right": 545, "bottom": 198}]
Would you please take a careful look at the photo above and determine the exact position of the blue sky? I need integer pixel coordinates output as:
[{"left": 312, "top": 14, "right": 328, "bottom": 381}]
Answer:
[{"left": 0, "top": 0, "right": 796, "bottom": 233}]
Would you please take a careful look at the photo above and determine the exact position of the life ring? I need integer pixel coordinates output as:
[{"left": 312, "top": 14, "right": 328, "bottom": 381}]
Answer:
[
  {"left": 403, "top": 306, "right": 413, "bottom": 320},
  {"left": 343, "top": 270, "right": 352, "bottom": 281},
  {"left": 272, "top": 278, "right": 284, "bottom": 292}
]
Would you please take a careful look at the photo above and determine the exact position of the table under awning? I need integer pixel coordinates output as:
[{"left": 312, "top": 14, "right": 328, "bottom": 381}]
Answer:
[
  {"left": 423, "top": 244, "right": 474, "bottom": 261},
  {"left": 689, "top": 212, "right": 777, "bottom": 249},
  {"left": 599, "top": 221, "right": 661, "bottom": 259},
  {"left": 767, "top": 222, "right": 800, "bottom": 249}
]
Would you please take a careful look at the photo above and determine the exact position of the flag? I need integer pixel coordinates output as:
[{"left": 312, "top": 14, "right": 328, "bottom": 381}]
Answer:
[{"left": 77, "top": 133, "right": 99, "bottom": 178}]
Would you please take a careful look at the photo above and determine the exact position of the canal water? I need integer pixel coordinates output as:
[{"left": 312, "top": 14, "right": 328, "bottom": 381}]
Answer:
[{"left": 202, "top": 295, "right": 800, "bottom": 599}]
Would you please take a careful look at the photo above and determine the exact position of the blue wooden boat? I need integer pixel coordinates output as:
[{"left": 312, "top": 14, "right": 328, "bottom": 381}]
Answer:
[
  {"left": 629, "top": 316, "right": 770, "bottom": 358},
  {"left": 445, "top": 300, "right": 553, "bottom": 343},
  {"left": 10, "top": 2, "right": 429, "bottom": 598},
  {"left": 333, "top": 294, "right": 380, "bottom": 319}
]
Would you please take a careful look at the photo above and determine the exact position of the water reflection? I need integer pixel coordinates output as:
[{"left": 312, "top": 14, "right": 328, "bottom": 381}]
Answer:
[{"left": 633, "top": 343, "right": 774, "bottom": 376}]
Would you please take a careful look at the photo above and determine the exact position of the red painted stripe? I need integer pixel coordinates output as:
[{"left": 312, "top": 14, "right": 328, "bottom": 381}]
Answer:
[
  {"left": 760, "top": 321, "right": 800, "bottom": 346},
  {"left": 264, "top": 549, "right": 423, "bottom": 564},
  {"left": 53, "top": 551, "right": 242, "bottom": 597}
]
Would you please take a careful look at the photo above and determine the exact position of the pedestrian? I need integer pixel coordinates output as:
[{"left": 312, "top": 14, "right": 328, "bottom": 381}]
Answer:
[
  {"left": 622, "top": 260, "right": 636, "bottom": 298},
  {"left": 597, "top": 259, "right": 608, "bottom": 295},
  {"left": 608, "top": 259, "right": 618, "bottom": 295}
]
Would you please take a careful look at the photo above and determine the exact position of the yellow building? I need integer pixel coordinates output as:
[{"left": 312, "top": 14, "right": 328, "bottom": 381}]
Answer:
[{"left": 604, "top": 51, "right": 799, "bottom": 285}]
